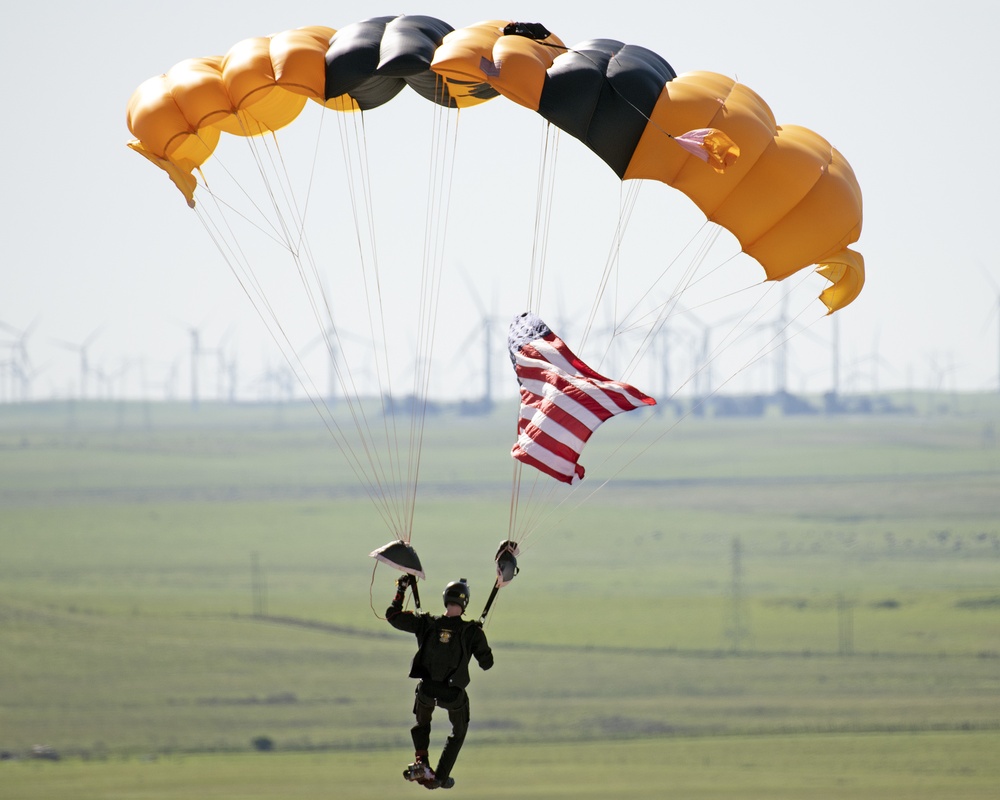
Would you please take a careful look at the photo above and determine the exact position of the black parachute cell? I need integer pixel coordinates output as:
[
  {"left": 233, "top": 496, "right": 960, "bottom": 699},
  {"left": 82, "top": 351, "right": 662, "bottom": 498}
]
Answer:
[
  {"left": 325, "top": 15, "right": 465, "bottom": 110},
  {"left": 376, "top": 15, "right": 454, "bottom": 75},
  {"left": 380, "top": 16, "right": 456, "bottom": 107},
  {"left": 538, "top": 40, "right": 677, "bottom": 178},
  {"left": 324, "top": 16, "right": 401, "bottom": 107}
]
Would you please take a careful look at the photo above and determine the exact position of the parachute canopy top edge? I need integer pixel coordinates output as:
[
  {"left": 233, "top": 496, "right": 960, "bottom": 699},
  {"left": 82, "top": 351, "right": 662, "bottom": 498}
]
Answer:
[{"left": 125, "top": 15, "right": 864, "bottom": 312}]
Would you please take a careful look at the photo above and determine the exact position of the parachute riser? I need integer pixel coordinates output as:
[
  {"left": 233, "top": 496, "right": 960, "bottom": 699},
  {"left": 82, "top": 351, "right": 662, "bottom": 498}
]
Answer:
[{"left": 477, "top": 580, "right": 501, "bottom": 625}]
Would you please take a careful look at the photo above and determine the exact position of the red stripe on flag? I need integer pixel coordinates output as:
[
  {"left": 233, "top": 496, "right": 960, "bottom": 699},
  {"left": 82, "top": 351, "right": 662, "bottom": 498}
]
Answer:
[
  {"left": 518, "top": 413, "right": 588, "bottom": 466},
  {"left": 516, "top": 367, "right": 617, "bottom": 422},
  {"left": 517, "top": 360, "right": 651, "bottom": 415},
  {"left": 511, "top": 442, "right": 585, "bottom": 484},
  {"left": 517, "top": 364, "right": 614, "bottom": 414},
  {"left": 520, "top": 393, "right": 599, "bottom": 442},
  {"left": 534, "top": 335, "right": 656, "bottom": 408},
  {"left": 540, "top": 333, "right": 606, "bottom": 380}
]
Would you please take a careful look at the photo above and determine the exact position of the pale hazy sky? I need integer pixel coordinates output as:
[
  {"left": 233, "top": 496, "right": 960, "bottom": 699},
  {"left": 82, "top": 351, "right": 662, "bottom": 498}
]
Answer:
[{"left": 4, "top": 1, "right": 1000, "bottom": 402}]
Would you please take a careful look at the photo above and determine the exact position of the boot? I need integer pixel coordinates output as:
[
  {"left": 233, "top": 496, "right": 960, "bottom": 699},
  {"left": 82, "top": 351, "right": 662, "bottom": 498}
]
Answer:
[{"left": 402, "top": 753, "right": 434, "bottom": 783}]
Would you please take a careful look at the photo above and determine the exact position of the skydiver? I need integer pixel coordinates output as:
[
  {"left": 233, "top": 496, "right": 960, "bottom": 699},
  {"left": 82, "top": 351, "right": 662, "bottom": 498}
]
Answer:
[{"left": 387, "top": 574, "right": 493, "bottom": 790}]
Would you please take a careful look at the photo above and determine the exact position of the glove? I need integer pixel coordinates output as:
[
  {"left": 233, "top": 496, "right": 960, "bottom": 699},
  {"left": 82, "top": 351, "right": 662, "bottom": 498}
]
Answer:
[{"left": 390, "top": 574, "right": 410, "bottom": 610}]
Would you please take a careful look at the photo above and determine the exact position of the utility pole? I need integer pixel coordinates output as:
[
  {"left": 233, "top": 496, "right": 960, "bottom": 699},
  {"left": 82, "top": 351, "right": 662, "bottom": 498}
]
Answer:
[
  {"left": 837, "top": 592, "right": 854, "bottom": 655},
  {"left": 190, "top": 328, "right": 200, "bottom": 410},
  {"left": 251, "top": 551, "right": 268, "bottom": 618},
  {"left": 726, "top": 536, "right": 752, "bottom": 654}
]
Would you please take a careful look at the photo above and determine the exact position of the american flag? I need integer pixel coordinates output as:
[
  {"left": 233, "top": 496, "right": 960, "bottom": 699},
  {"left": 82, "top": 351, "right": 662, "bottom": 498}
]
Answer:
[{"left": 507, "top": 312, "right": 656, "bottom": 485}]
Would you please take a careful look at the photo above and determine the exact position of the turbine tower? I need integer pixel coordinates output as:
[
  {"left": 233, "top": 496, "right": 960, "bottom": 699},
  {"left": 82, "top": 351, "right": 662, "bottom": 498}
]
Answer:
[{"left": 51, "top": 326, "right": 103, "bottom": 400}]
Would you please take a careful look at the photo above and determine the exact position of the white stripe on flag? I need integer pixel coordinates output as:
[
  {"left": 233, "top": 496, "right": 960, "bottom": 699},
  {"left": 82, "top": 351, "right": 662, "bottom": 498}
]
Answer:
[{"left": 519, "top": 405, "right": 587, "bottom": 452}]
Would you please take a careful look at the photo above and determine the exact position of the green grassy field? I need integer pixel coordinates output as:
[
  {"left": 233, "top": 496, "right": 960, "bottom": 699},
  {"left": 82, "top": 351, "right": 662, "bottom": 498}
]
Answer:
[
  {"left": 1, "top": 397, "right": 998, "bottom": 797},
  {"left": 3, "top": 732, "right": 999, "bottom": 800}
]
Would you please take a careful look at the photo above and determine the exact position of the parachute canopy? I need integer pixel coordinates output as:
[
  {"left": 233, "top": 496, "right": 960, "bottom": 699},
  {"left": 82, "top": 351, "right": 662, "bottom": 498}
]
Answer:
[{"left": 126, "top": 15, "right": 864, "bottom": 312}]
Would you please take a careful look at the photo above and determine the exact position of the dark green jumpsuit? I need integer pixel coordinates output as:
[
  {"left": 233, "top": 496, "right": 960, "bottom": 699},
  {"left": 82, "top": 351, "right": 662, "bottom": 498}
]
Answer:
[{"left": 387, "top": 599, "right": 493, "bottom": 781}]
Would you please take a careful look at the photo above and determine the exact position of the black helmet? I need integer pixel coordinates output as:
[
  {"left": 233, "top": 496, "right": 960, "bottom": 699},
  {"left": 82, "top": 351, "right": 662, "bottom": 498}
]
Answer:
[{"left": 443, "top": 579, "right": 470, "bottom": 611}]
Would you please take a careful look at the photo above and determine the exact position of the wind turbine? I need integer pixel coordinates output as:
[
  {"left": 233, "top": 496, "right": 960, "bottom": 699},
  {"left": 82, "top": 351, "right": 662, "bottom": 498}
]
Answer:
[
  {"left": 302, "top": 323, "right": 345, "bottom": 407},
  {"left": 0, "top": 318, "right": 43, "bottom": 401},
  {"left": 177, "top": 320, "right": 228, "bottom": 408},
  {"left": 221, "top": 347, "right": 240, "bottom": 404},
  {"left": 188, "top": 325, "right": 201, "bottom": 409},
  {"left": 197, "top": 326, "right": 236, "bottom": 402},
  {"left": 749, "top": 291, "right": 843, "bottom": 413},
  {"left": 0, "top": 353, "right": 18, "bottom": 402},
  {"left": 744, "top": 293, "right": 794, "bottom": 398},
  {"left": 457, "top": 267, "right": 503, "bottom": 414},
  {"left": 983, "top": 267, "right": 1000, "bottom": 394},
  {"left": 679, "top": 306, "right": 750, "bottom": 413},
  {"left": 51, "top": 326, "right": 103, "bottom": 400},
  {"left": 647, "top": 321, "right": 693, "bottom": 416},
  {"left": 251, "top": 358, "right": 296, "bottom": 403},
  {"left": 676, "top": 310, "right": 715, "bottom": 415},
  {"left": 844, "top": 329, "right": 893, "bottom": 398}
]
